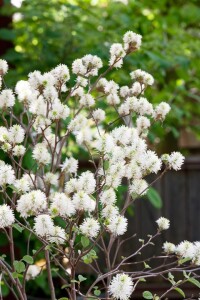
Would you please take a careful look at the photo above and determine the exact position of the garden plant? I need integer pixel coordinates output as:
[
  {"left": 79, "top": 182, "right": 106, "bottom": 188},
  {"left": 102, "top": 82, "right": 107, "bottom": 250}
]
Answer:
[{"left": 0, "top": 31, "right": 200, "bottom": 300}]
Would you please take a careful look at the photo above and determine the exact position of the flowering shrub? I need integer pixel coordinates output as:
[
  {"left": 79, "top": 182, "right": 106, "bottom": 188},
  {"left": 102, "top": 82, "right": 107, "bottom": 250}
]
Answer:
[{"left": 0, "top": 32, "right": 199, "bottom": 300}]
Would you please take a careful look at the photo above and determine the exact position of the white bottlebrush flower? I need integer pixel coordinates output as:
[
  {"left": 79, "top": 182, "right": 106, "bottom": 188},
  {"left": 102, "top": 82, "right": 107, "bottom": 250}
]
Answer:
[
  {"left": 50, "top": 193, "right": 75, "bottom": 217},
  {"left": 15, "top": 80, "right": 34, "bottom": 104},
  {"left": 129, "top": 179, "right": 148, "bottom": 196},
  {"left": 123, "top": 31, "right": 142, "bottom": 51},
  {"left": 176, "top": 241, "right": 195, "bottom": 259},
  {"left": 0, "top": 204, "right": 15, "bottom": 228},
  {"left": 163, "top": 242, "right": 176, "bottom": 254},
  {"left": 72, "top": 191, "right": 96, "bottom": 212},
  {"left": 68, "top": 115, "right": 88, "bottom": 131},
  {"left": 104, "top": 80, "right": 119, "bottom": 95},
  {"left": 110, "top": 43, "right": 126, "bottom": 58},
  {"left": 12, "top": 145, "right": 26, "bottom": 156},
  {"left": 73, "top": 55, "right": 102, "bottom": 77},
  {"left": 61, "top": 157, "right": 78, "bottom": 175},
  {"left": 14, "top": 177, "right": 31, "bottom": 194},
  {"left": 41, "top": 72, "right": 56, "bottom": 87},
  {"left": 17, "top": 190, "right": 47, "bottom": 218},
  {"left": 107, "top": 215, "right": 128, "bottom": 236},
  {"left": 44, "top": 172, "right": 59, "bottom": 186},
  {"left": 26, "top": 265, "right": 41, "bottom": 281},
  {"left": 154, "top": 102, "right": 171, "bottom": 120},
  {"left": 0, "top": 127, "right": 9, "bottom": 142},
  {"left": 92, "top": 108, "right": 105, "bottom": 123},
  {"left": 95, "top": 133, "right": 115, "bottom": 154},
  {"left": 102, "top": 205, "right": 119, "bottom": 220},
  {"left": 168, "top": 152, "right": 185, "bottom": 171},
  {"left": 8, "top": 125, "right": 25, "bottom": 144},
  {"left": 32, "top": 143, "right": 51, "bottom": 165},
  {"left": 82, "top": 54, "right": 103, "bottom": 77},
  {"left": 130, "top": 69, "right": 154, "bottom": 86},
  {"left": 28, "top": 70, "right": 43, "bottom": 89},
  {"left": 76, "top": 76, "right": 88, "bottom": 87},
  {"left": 120, "top": 86, "right": 130, "bottom": 98},
  {"left": 192, "top": 242, "right": 200, "bottom": 265},
  {"left": 137, "top": 97, "right": 154, "bottom": 116},
  {"left": 78, "top": 171, "right": 96, "bottom": 194},
  {"left": 80, "top": 94, "right": 95, "bottom": 107},
  {"left": 71, "top": 86, "right": 85, "bottom": 97},
  {"left": 96, "top": 78, "right": 108, "bottom": 91},
  {"left": 0, "top": 59, "right": 9, "bottom": 75},
  {"left": 0, "top": 89, "right": 15, "bottom": 109},
  {"left": 51, "top": 64, "right": 70, "bottom": 83},
  {"left": 131, "top": 81, "right": 144, "bottom": 96},
  {"left": 156, "top": 217, "right": 170, "bottom": 231},
  {"left": 111, "top": 125, "right": 132, "bottom": 146},
  {"left": 125, "top": 161, "right": 142, "bottom": 180},
  {"left": 100, "top": 188, "right": 117, "bottom": 206},
  {"left": 109, "top": 43, "right": 126, "bottom": 68},
  {"left": 1, "top": 142, "right": 12, "bottom": 153},
  {"left": 141, "top": 150, "right": 162, "bottom": 174},
  {"left": 34, "top": 214, "right": 54, "bottom": 237},
  {"left": 106, "top": 93, "right": 120, "bottom": 105},
  {"left": 79, "top": 218, "right": 100, "bottom": 238},
  {"left": 109, "top": 273, "right": 134, "bottom": 300},
  {"left": 0, "top": 164, "right": 15, "bottom": 186},
  {"left": 72, "top": 59, "right": 87, "bottom": 76},
  {"left": 43, "top": 86, "right": 58, "bottom": 101},
  {"left": 48, "top": 226, "right": 66, "bottom": 245},
  {"left": 65, "top": 178, "right": 81, "bottom": 194},
  {"left": 49, "top": 99, "right": 70, "bottom": 120},
  {"left": 136, "top": 116, "right": 151, "bottom": 135},
  {"left": 29, "top": 96, "right": 47, "bottom": 116}
]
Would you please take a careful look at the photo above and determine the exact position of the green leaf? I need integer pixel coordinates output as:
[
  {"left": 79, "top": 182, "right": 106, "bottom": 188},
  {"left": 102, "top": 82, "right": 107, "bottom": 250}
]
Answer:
[
  {"left": 81, "top": 236, "right": 90, "bottom": 248},
  {"left": 174, "top": 287, "right": 185, "bottom": 298},
  {"left": 13, "top": 261, "right": 25, "bottom": 273},
  {"left": 139, "top": 278, "right": 146, "bottom": 282},
  {"left": 144, "top": 262, "right": 151, "bottom": 269},
  {"left": 143, "top": 291, "right": 153, "bottom": 299},
  {"left": 12, "top": 223, "right": 24, "bottom": 233},
  {"left": 188, "top": 278, "right": 200, "bottom": 288},
  {"left": 12, "top": 272, "right": 20, "bottom": 278},
  {"left": 78, "top": 275, "right": 87, "bottom": 282},
  {"left": 82, "top": 250, "right": 98, "bottom": 264},
  {"left": 0, "top": 254, "right": 6, "bottom": 260},
  {"left": 22, "top": 255, "right": 33, "bottom": 264},
  {"left": 146, "top": 187, "right": 162, "bottom": 209},
  {"left": 94, "top": 289, "right": 101, "bottom": 296},
  {"left": 178, "top": 257, "right": 191, "bottom": 265},
  {"left": 61, "top": 284, "right": 71, "bottom": 289},
  {"left": 58, "top": 298, "right": 69, "bottom": 300}
]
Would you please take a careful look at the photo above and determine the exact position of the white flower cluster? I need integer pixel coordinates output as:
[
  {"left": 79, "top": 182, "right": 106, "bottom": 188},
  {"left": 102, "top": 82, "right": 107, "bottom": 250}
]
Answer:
[
  {"left": 0, "top": 32, "right": 192, "bottom": 300},
  {"left": 0, "top": 59, "right": 8, "bottom": 76},
  {"left": 0, "top": 204, "right": 15, "bottom": 228},
  {"left": 0, "top": 124, "right": 25, "bottom": 155},
  {"left": 156, "top": 217, "right": 170, "bottom": 231},
  {"left": 162, "top": 152, "right": 185, "bottom": 170},
  {"left": 109, "top": 273, "right": 134, "bottom": 300},
  {"left": 72, "top": 54, "right": 102, "bottom": 77},
  {"left": 163, "top": 240, "right": 200, "bottom": 266}
]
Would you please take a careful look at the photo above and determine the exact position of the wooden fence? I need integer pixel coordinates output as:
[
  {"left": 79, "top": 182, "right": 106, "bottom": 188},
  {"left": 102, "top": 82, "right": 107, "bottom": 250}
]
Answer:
[{"left": 120, "top": 155, "right": 200, "bottom": 259}]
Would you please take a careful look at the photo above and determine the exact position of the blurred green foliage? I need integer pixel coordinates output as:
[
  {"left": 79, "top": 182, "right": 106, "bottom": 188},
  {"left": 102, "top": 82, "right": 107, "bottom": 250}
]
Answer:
[{"left": 1, "top": 0, "right": 200, "bottom": 146}]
